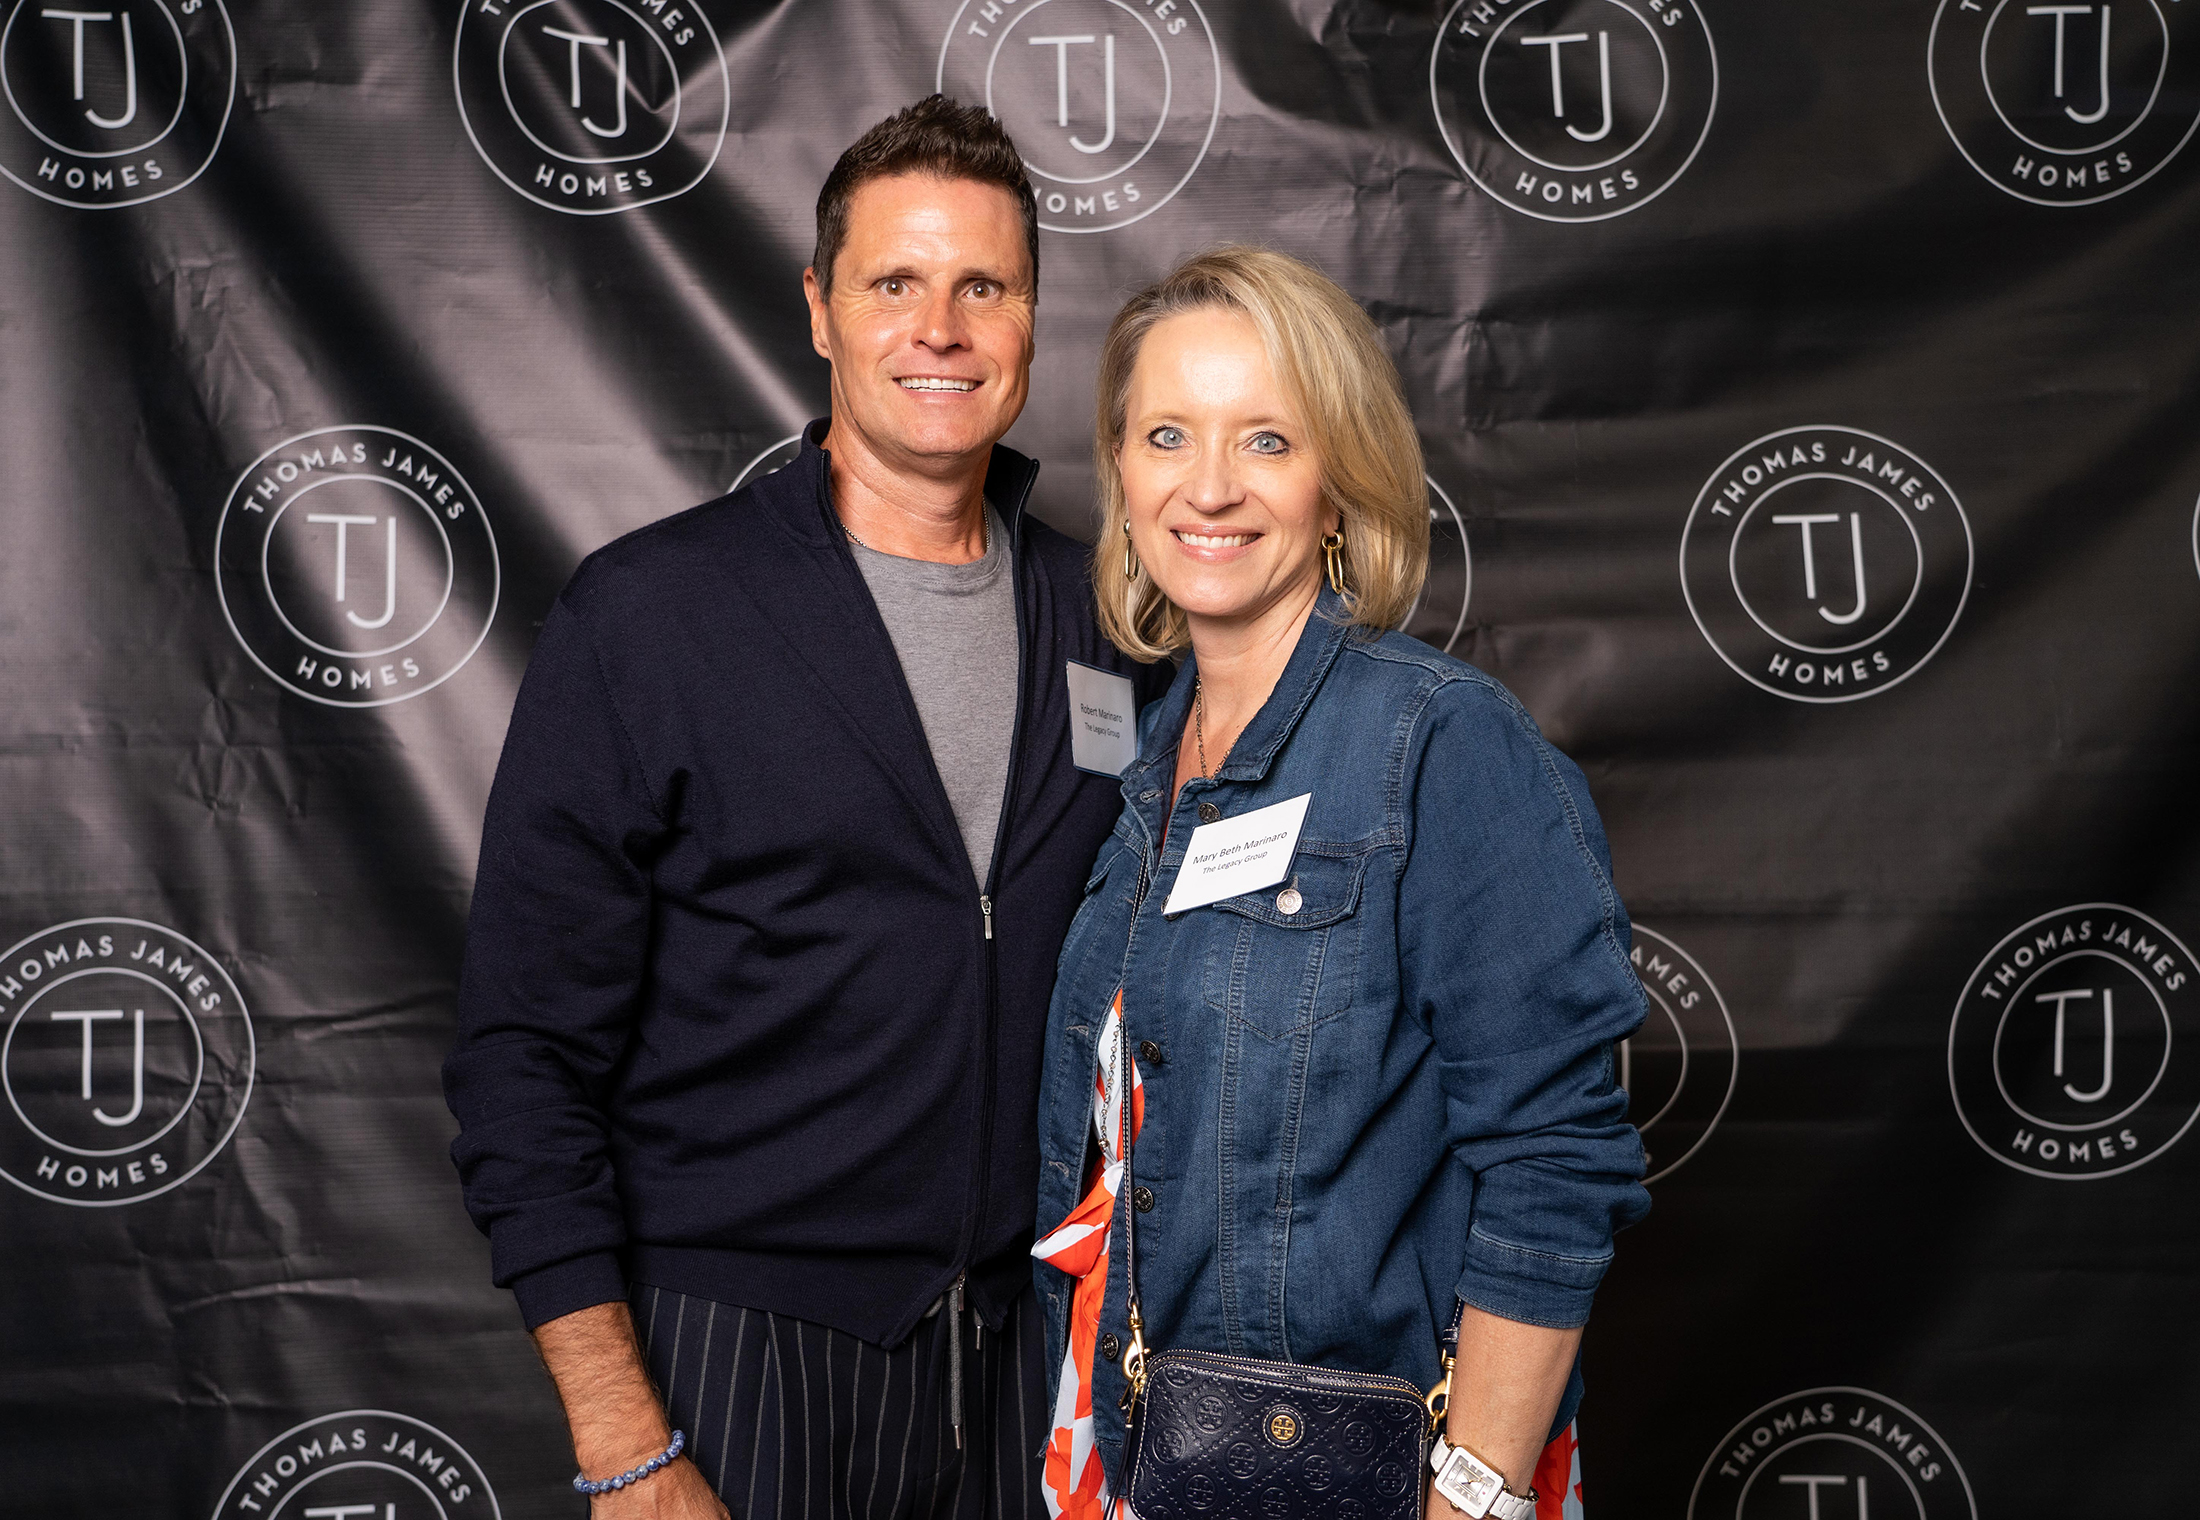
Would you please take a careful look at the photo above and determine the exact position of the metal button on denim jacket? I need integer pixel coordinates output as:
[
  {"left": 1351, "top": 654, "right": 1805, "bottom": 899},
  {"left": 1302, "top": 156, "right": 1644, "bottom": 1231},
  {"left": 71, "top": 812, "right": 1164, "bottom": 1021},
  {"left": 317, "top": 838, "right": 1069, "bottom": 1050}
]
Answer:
[{"left": 1034, "top": 590, "right": 1652, "bottom": 1483}]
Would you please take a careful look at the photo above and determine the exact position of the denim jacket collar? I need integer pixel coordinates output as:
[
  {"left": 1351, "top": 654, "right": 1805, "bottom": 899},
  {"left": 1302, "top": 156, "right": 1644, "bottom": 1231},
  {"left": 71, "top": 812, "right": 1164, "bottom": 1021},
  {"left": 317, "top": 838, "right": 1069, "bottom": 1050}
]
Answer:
[{"left": 1123, "top": 585, "right": 1360, "bottom": 804}]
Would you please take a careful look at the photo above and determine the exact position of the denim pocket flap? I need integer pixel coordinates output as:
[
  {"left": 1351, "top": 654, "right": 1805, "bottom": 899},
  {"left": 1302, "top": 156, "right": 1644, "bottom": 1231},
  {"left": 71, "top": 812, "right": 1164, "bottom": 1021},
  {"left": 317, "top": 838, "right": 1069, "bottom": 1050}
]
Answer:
[
  {"left": 1082, "top": 852, "right": 1117, "bottom": 896},
  {"left": 1210, "top": 849, "right": 1365, "bottom": 930}
]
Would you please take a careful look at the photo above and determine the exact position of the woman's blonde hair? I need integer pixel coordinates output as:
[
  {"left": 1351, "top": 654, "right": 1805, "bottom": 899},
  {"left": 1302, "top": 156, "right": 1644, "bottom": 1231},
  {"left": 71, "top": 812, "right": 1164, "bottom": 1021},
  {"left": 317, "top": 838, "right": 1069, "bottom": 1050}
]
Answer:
[{"left": 1092, "top": 245, "right": 1430, "bottom": 662}]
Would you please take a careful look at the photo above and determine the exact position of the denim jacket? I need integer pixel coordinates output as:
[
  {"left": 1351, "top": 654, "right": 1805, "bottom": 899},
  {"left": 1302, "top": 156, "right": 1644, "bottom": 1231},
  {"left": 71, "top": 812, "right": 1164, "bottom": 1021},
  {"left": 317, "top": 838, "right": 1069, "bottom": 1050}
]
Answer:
[{"left": 1034, "top": 590, "right": 1651, "bottom": 1479}]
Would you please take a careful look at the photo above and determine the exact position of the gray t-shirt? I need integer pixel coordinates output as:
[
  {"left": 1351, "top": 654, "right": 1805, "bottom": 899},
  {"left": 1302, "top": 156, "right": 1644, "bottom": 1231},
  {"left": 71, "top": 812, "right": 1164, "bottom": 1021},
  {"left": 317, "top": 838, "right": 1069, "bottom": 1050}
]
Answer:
[{"left": 851, "top": 508, "right": 1018, "bottom": 886}]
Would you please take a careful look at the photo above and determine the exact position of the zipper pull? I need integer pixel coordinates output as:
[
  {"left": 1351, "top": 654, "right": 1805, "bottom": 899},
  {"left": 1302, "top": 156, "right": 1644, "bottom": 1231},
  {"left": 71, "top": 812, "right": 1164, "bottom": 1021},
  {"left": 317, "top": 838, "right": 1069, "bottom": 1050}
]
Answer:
[
  {"left": 979, "top": 894, "right": 994, "bottom": 940},
  {"left": 950, "top": 1273, "right": 968, "bottom": 1448}
]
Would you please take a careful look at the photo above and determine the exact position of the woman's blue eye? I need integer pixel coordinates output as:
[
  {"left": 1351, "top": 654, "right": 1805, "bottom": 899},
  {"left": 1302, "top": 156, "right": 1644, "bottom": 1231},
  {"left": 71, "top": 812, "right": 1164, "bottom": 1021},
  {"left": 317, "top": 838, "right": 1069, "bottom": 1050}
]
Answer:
[
  {"left": 1151, "top": 427, "right": 1186, "bottom": 448},
  {"left": 1249, "top": 432, "right": 1287, "bottom": 454}
]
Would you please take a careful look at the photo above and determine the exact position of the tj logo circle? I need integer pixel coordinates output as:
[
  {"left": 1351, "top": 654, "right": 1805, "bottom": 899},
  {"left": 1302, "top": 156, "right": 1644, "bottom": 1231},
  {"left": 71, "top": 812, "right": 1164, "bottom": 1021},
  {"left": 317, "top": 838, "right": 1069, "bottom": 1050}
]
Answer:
[
  {"left": 0, "top": 918, "right": 253, "bottom": 1206},
  {"left": 1400, "top": 477, "right": 1474, "bottom": 657},
  {"left": 937, "top": 0, "right": 1220, "bottom": 233},
  {"left": 212, "top": 1410, "right": 500, "bottom": 1520},
  {"left": 730, "top": 433, "right": 804, "bottom": 495},
  {"left": 455, "top": 0, "right": 730, "bottom": 214},
  {"left": 1930, "top": 0, "right": 2200, "bottom": 205},
  {"left": 1681, "top": 426, "right": 1974, "bottom": 704},
  {"left": 1624, "top": 926, "right": 1738, "bottom": 1183},
  {"left": 0, "top": 0, "right": 235, "bottom": 207},
  {"left": 1949, "top": 903, "right": 2200, "bottom": 1179},
  {"left": 1432, "top": 0, "right": 1717, "bottom": 222},
  {"left": 216, "top": 425, "right": 501, "bottom": 708},
  {"left": 1690, "top": 1388, "right": 1976, "bottom": 1520}
]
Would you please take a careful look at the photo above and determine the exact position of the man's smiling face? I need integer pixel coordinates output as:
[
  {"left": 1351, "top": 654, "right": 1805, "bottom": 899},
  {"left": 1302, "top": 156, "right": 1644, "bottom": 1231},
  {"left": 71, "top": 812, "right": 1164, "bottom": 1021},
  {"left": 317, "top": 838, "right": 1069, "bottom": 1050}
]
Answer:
[{"left": 806, "top": 173, "right": 1037, "bottom": 480}]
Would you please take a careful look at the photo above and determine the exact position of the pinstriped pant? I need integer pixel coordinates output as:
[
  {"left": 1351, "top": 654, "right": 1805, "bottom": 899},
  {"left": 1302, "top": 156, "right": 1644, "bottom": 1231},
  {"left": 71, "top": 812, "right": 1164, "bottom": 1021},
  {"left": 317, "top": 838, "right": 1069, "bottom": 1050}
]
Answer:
[{"left": 633, "top": 1283, "right": 1050, "bottom": 1520}]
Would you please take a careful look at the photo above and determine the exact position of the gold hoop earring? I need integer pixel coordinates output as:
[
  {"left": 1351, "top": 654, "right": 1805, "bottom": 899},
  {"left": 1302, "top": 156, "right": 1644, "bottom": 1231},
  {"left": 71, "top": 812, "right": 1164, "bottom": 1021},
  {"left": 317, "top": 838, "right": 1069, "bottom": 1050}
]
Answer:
[
  {"left": 1123, "top": 519, "right": 1139, "bottom": 579},
  {"left": 1322, "top": 529, "right": 1347, "bottom": 596}
]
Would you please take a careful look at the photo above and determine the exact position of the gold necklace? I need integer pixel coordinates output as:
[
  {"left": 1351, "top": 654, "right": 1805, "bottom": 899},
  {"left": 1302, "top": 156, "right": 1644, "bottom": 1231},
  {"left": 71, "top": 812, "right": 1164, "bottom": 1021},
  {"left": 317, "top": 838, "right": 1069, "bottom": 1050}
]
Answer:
[
  {"left": 1194, "top": 679, "right": 1210, "bottom": 779},
  {"left": 1190, "top": 681, "right": 1228, "bottom": 824}
]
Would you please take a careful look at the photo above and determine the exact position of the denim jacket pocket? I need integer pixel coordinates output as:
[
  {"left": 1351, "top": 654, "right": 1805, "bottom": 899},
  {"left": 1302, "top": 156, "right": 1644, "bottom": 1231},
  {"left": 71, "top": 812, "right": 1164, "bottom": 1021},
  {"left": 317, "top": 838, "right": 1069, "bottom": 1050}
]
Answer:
[{"left": 1200, "top": 848, "right": 1367, "bottom": 1040}]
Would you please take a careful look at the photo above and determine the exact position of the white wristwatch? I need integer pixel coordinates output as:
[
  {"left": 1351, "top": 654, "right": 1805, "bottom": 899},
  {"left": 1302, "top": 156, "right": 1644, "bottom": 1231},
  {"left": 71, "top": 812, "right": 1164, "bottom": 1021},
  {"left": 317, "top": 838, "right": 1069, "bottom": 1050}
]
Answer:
[{"left": 1428, "top": 1433, "right": 1536, "bottom": 1520}]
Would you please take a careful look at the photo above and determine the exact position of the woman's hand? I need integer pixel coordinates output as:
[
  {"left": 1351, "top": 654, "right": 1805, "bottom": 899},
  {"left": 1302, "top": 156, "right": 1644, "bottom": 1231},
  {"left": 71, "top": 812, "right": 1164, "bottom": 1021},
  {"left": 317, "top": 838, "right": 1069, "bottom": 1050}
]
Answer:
[{"left": 1423, "top": 1303, "right": 1584, "bottom": 1518}]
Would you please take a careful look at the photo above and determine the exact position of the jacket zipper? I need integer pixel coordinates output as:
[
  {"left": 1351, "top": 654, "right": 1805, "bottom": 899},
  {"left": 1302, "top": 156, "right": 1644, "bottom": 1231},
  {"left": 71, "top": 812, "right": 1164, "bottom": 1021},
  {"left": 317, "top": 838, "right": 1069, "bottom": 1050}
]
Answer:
[
  {"left": 820, "top": 457, "right": 1032, "bottom": 1347},
  {"left": 949, "top": 485, "right": 1034, "bottom": 1340}
]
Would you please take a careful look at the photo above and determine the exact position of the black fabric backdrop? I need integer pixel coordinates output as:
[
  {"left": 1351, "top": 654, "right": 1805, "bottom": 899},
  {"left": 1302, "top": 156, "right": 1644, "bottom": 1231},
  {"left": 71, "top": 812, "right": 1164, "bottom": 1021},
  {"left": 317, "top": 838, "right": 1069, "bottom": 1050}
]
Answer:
[{"left": 3, "top": 0, "right": 2197, "bottom": 1515}]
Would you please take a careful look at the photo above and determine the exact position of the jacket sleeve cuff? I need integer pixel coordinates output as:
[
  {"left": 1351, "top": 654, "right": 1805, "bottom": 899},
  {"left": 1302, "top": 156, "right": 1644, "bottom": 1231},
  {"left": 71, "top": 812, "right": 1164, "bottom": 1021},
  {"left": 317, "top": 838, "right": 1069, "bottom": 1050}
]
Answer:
[
  {"left": 1454, "top": 1227, "right": 1610, "bottom": 1330},
  {"left": 508, "top": 1250, "right": 629, "bottom": 1331}
]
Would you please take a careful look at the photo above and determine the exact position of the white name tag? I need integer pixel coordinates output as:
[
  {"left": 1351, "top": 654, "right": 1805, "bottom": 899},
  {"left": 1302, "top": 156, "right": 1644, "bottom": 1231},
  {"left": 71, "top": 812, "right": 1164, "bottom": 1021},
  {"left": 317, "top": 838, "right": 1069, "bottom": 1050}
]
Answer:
[
  {"left": 1066, "top": 660, "right": 1139, "bottom": 778},
  {"left": 1163, "top": 793, "right": 1312, "bottom": 916}
]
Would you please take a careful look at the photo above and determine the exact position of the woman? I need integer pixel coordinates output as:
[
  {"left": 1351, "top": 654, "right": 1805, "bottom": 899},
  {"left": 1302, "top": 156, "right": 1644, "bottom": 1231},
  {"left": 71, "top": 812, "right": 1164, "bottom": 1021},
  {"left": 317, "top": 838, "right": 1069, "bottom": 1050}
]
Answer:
[{"left": 1032, "top": 248, "right": 1650, "bottom": 1520}]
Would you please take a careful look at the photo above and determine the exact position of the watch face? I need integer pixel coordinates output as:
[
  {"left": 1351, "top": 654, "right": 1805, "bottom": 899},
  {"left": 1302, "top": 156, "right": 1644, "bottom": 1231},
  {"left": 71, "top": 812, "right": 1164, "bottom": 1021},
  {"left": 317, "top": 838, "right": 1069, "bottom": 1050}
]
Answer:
[{"left": 1437, "top": 1448, "right": 1504, "bottom": 1513}]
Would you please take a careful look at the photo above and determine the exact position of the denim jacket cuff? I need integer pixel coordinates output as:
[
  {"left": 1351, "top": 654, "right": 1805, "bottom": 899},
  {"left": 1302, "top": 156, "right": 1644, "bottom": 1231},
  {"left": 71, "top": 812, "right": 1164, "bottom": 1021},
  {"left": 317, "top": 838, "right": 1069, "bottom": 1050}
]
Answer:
[{"left": 1454, "top": 1226, "right": 1610, "bottom": 1330}]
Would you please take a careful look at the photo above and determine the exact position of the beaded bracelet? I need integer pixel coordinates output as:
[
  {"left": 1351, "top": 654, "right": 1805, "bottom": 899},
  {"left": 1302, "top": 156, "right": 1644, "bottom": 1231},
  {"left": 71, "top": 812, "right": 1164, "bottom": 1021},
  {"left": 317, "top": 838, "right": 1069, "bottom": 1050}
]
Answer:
[{"left": 572, "top": 1429, "right": 686, "bottom": 1496}]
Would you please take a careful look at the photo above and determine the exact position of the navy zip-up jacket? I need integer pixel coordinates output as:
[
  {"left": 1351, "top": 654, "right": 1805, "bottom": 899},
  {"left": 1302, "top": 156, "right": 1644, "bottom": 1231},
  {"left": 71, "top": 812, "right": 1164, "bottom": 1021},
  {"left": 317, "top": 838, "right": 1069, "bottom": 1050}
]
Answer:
[{"left": 444, "top": 424, "right": 1167, "bottom": 1344}]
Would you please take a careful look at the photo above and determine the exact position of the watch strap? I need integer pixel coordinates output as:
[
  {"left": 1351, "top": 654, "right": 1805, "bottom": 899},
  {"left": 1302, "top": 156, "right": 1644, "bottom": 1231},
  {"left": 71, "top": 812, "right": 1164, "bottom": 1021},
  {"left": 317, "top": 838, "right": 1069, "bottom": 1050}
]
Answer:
[
  {"left": 1429, "top": 1434, "right": 1537, "bottom": 1520},
  {"left": 1488, "top": 1488, "right": 1536, "bottom": 1520}
]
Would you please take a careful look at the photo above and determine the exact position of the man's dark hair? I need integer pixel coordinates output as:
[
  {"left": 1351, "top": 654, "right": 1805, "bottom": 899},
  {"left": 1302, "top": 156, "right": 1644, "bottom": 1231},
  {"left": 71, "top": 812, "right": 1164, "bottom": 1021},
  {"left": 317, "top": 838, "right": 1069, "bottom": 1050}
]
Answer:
[{"left": 813, "top": 95, "right": 1039, "bottom": 292}]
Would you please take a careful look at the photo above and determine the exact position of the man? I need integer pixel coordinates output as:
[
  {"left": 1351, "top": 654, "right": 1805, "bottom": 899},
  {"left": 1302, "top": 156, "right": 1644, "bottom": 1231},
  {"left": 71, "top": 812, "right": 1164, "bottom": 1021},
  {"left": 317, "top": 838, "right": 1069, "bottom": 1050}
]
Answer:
[{"left": 444, "top": 97, "right": 1164, "bottom": 1519}]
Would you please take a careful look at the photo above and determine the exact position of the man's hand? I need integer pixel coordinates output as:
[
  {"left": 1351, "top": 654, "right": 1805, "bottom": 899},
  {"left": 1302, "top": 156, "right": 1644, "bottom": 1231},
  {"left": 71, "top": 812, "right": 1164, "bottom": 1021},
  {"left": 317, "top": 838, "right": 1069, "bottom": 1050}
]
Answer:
[
  {"left": 587, "top": 1456, "right": 728, "bottom": 1520},
  {"left": 532, "top": 1302, "right": 729, "bottom": 1520}
]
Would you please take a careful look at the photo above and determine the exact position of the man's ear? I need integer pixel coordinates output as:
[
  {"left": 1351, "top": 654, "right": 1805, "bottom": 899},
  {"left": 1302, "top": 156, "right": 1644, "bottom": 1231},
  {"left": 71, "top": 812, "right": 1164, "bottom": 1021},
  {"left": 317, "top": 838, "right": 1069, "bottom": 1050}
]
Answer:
[{"left": 802, "top": 266, "right": 831, "bottom": 362}]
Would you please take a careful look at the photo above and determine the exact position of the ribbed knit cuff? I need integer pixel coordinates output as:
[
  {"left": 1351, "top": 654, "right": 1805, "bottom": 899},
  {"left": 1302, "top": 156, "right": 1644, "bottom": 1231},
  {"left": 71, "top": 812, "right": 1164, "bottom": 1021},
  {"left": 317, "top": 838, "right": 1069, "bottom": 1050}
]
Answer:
[{"left": 509, "top": 1250, "right": 628, "bottom": 1331}]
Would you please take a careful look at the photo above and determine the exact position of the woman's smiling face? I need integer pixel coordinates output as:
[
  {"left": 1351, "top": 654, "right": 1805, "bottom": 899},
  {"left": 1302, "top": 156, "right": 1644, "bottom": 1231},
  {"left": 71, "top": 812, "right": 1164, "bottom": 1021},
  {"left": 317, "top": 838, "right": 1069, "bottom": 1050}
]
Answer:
[{"left": 1117, "top": 307, "right": 1335, "bottom": 634}]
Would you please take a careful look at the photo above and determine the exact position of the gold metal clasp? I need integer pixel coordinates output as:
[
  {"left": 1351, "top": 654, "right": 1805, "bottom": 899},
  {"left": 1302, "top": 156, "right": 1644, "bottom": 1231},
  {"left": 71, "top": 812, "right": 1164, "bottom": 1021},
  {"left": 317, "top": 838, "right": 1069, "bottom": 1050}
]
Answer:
[
  {"left": 1423, "top": 1353, "right": 1454, "bottom": 1433},
  {"left": 1118, "top": 1300, "right": 1152, "bottom": 1415}
]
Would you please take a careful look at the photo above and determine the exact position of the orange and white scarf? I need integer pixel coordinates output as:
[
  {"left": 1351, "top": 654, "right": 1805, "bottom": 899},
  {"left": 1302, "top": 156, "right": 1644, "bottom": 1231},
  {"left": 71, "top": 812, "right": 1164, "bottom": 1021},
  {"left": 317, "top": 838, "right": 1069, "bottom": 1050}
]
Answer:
[{"left": 1032, "top": 990, "right": 1141, "bottom": 1520}]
